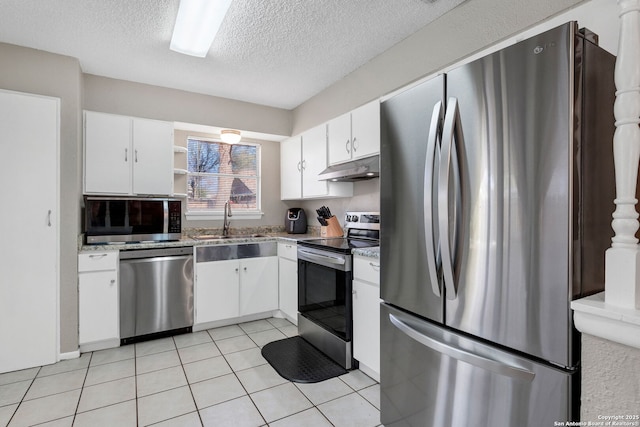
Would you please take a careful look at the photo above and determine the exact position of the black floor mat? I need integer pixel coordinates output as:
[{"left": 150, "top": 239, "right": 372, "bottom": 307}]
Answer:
[{"left": 262, "top": 336, "right": 347, "bottom": 383}]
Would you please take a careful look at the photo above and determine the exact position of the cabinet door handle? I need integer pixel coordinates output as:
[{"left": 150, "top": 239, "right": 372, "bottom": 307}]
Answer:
[
  {"left": 124, "top": 148, "right": 128, "bottom": 162},
  {"left": 47, "top": 210, "right": 52, "bottom": 227},
  {"left": 346, "top": 139, "right": 351, "bottom": 154},
  {"left": 235, "top": 268, "right": 239, "bottom": 273},
  {"left": 301, "top": 160, "right": 306, "bottom": 170},
  {"left": 353, "top": 137, "right": 358, "bottom": 152},
  {"left": 243, "top": 267, "right": 247, "bottom": 271},
  {"left": 297, "top": 161, "right": 302, "bottom": 172},
  {"left": 135, "top": 149, "right": 138, "bottom": 163},
  {"left": 110, "top": 279, "right": 116, "bottom": 285},
  {"left": 369, "top": 262, "right": 380, "bottom": 271}
]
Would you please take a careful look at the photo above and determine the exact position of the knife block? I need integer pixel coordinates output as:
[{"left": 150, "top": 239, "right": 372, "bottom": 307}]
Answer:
[{"left": 321, "top": 216, "right": 344, "bottom": 237}]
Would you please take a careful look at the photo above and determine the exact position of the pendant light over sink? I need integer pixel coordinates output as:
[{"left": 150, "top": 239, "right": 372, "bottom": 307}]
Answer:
[
  {"left": 170, "top": 0, "right": 233, "bottom": 57},
  {"left": 220, "top": 129, "right": 241, "bottom": 144}
]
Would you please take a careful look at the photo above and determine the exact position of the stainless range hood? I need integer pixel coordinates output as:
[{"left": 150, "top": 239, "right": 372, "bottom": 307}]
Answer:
[{"left": 318, "top": 155, "right": 379, "bottom": 182}]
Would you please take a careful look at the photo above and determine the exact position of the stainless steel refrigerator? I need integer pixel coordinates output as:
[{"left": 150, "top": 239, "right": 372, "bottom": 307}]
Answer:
[{"left": 380, "top": 22, "right": 616, "bottom": 426}]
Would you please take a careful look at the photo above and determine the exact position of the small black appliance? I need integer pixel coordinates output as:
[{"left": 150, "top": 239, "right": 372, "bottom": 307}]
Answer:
[{"left": 285, "top": 208, "right": 307, "bottom": 234}]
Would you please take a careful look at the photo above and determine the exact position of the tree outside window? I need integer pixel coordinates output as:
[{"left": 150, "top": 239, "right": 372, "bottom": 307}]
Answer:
[{"left": 187, "top": 138, "right": 260, "bottom": 213}]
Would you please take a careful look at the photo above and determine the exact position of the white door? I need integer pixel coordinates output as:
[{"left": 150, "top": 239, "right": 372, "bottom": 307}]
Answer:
[
  {"left": 132, "top": 118, "right": 173, "bottom": 195},
  {"left": 195, "top": 260, "right": 240, "bottom": 324},
  {"left": 240, "top": 257, "right": 278, "bottom": 315},
  {"left": 278, "top": 257, "right": 298, "bottom": 323},
  {"left": 0, "top": 90, "right": 58, "bottom": 373}
]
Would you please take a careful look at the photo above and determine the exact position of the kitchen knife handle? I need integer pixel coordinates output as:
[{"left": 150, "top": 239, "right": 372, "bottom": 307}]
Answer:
[{"left": 424, "top": 101, "right": 443, "bottom": 297}]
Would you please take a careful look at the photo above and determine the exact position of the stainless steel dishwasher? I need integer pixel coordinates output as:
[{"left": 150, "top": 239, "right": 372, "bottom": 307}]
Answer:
[{"left": 119, "top": 246, "right": 193, "bottom": 344}]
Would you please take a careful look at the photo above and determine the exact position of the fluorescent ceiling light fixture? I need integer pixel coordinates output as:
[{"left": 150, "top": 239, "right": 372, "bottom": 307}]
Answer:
[
  {"left": 170, "top": 0, "right": 233, "bottom": 57},
  {"left": 220, "top": 129, "right": 241, "bottom": 144}
]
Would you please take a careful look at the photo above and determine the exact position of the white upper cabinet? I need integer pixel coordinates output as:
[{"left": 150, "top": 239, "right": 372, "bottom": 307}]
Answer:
[
  {"left": 328, "top": 112, "right": 352, "bottom": 164},
  {"left": 301, "top": 124, "right": 330, "bottom": 198},
  {"left": 84, "top": 111, "right": 173, "bottom": 196},
  {"left": 84, "top": 112, "right": 131, "bottom": 194},
  {"left": 132, "top": 118, "right": 173, "bottom": 195},
  {"left": 280, "top": 124, "right": 352, "bottom": 200},
  {"left": 280, "top": 136, "right": 303, "bottom": 200},
  {"left": 328, "top": 100, "right": 380, "bottom": 165}
]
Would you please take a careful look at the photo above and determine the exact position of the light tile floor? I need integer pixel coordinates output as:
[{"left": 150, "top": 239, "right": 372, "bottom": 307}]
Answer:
[{"left": 0, "top": 318, "right": 381, "bottom": 427}]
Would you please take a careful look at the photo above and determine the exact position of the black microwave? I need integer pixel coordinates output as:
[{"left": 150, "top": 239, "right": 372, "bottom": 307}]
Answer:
[{"left": 84, "top": 196, "right": 182, "bottom": 244}]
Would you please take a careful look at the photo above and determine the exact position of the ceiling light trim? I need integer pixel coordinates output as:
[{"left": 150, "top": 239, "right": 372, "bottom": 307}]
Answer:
[{"left": 170, "top": 0, "right": 233, "bottom": 58}]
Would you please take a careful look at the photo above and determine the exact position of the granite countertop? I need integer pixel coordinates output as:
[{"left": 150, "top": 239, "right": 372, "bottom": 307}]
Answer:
[
  {"left": 79, "top": 232, "right": 319, "bottom": 253},
  {"left": 352, "top": 246, "right": 380, "bottom": 260}
]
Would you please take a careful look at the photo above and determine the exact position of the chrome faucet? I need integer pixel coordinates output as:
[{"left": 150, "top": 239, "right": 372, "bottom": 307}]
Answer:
[{"left": 223, "top": 200, "right": 232, "bottom": 236}]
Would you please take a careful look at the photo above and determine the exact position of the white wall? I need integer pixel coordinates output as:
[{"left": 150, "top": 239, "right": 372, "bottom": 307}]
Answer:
[
  {"left": 581, "top": 334, "right": 640, "bottom": 419},
  {"left": 83, "top": 74, "right": 292, "bottom": 138}
]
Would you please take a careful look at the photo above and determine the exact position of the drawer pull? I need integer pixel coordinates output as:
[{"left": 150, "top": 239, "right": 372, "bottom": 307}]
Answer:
[
  {"left": 89, "top": 254, "right": 108, "bottom": 259},
  {"left": 369, "top": 262, "right": 380, "bottom": 271}
]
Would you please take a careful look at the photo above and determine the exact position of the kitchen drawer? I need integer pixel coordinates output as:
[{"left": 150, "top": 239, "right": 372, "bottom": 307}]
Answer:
[
  {"left": 78, "top": 251, "right": 118, "bottom": 272},
  {"left": 354, "top": 255, "right": 380, "bottom": 285},
  {"left": 277, "top": 242, "right": 297, "bottom": 261}
]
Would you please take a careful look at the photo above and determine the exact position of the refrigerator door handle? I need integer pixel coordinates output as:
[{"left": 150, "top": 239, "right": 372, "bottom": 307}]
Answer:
[
  {"left": 438, "top": 97, "right": 463, "bottom": 300},
  {"left": 424, "top": 101, "right": 443, "bottom": 297},
  {"left": 389, "top": 313, "right": 535, "bottom": 382}
]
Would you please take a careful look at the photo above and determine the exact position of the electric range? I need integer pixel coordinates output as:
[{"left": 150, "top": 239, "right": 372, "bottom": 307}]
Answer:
[{"left": 296, "top": 212, "right": 380, "bottom": 369}]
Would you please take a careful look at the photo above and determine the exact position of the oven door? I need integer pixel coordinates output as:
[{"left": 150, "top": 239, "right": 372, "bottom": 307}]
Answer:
[{"left": 297, "top": 247, "right": 353, "bottom": 341}]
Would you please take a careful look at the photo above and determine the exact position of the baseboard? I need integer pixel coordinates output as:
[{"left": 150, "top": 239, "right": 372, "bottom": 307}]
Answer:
[
  {"left": 357, "top": 361, "right": 380, "bottom": 382},
  {"left": 79, "top": 338, "right": 120, "bottom": 353},
  {"left": 59, "top": 350, "right": 80, "bottom": 360},
  {"left": 193, "top": 311, "right": 278, "bottom": 332}
]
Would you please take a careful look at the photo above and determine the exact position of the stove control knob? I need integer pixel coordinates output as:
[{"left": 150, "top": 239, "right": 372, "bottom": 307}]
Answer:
[{"left": 351, "top": 215, "right": 359, "bottom": 222}]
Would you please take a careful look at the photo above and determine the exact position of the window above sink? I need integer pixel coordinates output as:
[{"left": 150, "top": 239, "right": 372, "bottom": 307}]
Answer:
[{"left": 184, "top": 136, "right": 264, "bottom": 221}]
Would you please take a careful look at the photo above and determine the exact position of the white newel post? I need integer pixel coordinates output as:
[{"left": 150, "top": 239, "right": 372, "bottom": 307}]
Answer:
[{"left": 605, "top": 0, "right": 640, "bottom": 309}]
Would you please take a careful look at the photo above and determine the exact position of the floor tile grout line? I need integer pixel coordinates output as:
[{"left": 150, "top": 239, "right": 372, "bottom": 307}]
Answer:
[
  {"left": 4, "top": 365, "right": 41, "bottom": 427},
  {"left": 70, "top": 351, "right": 92, "bottom": 426},
  {"left": 174, "top": 335, "right": 206, "bottom": 427},
  {"left": 134, "top": 341, "right": 139, "bottom": 427},
  {"left": 218, "top": 341, "right": 269, "bottom": 426}
]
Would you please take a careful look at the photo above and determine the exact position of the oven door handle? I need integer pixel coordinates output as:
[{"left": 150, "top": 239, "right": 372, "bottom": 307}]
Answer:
[{"left": 298, "top": 249, "right": 346, "bottom": 266}]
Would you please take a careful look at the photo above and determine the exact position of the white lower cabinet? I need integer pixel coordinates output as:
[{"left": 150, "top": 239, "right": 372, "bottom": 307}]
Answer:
[
  {"left": 353, "top": 255, "right": 381, "bottom": 381},
  {"left": 278, "top": 242, "right": 298, "bottom": 324},
  {"left": 195, "top": 256, "right": 278, "bottom": 325},
  {"left": 78, "top": 252, "right": 119, "bottom": 351}
]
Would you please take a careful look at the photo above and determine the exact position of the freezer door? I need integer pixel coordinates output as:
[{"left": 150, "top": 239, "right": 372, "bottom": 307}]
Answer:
[
  {"left": 442, "top": 23, "right": 578, "bottom": 367},
  {"left": 380, "top": 75, "right": 445, "bottom": 323},
  {"left": 381, "top": 303, "right": 576, "bottom": 427}
]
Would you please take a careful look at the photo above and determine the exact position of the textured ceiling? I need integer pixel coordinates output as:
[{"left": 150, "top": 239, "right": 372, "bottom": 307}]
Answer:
[{"left": 0, "top": 0, "right": 465, "bottom": 109}]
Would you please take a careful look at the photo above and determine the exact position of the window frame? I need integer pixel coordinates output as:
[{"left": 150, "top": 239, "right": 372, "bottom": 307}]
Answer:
[{"left": 184, "top": 135, "right": 263, "bottom": 221}]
